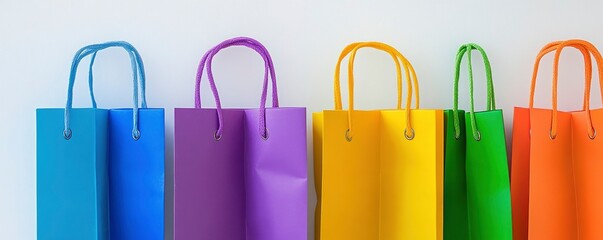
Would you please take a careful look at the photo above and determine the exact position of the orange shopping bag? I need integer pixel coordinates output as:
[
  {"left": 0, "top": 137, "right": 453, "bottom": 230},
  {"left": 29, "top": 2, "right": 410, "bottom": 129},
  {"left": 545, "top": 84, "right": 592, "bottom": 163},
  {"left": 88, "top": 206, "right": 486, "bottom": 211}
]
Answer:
[{"left": 511, "top": 39, "right": 603, "bottom": 240}]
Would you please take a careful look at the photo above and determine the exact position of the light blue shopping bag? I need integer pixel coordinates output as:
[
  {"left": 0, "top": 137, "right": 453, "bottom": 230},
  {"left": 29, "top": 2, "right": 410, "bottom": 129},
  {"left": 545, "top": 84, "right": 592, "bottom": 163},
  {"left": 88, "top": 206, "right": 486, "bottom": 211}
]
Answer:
[{"left": 37, "top": 41, "right": 164, "bottom": 240}]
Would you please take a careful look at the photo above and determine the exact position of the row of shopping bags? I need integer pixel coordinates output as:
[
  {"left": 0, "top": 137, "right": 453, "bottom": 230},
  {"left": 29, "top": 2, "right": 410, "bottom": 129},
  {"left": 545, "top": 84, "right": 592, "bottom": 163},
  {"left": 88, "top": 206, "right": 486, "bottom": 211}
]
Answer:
[
  {"left": 314, "top": 42, "right": 512, "bottom": 240},
  {"left": 315, "top": 39, "right": 603, "bottom": 240},
  {"left": 36, "top": 38, "right": 307, "bottom": 240},
  {"left": 36, "top": 37, "right": 603, "bottom": 240}
]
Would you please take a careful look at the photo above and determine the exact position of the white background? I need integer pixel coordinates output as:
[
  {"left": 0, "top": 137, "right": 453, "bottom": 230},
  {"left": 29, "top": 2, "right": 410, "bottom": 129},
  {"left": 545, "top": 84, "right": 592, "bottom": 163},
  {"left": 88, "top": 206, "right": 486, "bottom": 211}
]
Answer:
[{"left": 1, "top": 0, "right": 602, "bottom": 239}]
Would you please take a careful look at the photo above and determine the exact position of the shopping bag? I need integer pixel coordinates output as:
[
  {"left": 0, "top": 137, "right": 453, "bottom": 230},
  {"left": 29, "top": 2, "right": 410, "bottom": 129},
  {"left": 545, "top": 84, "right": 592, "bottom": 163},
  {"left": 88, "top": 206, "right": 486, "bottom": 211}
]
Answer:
[
  {"left": 104, "top": 47, "right": 165, "bottom": 239},
  {"left": 443, "top": 43, "right": 512, "bottom": 240},
  {"left": 314, "top": 41, "right": 443, "bottom": 240},
  {"left": 511, "top": 39, "right": 603, "bottom": 240},
  {"left": 174, "top": 36, "right": 307, "bottom": 240},
  {"left": 37, "top": 41, "right": 164, "bottom": 240},
  {"left": 510, "top": 40, "right": 594, "bottom": 240}
]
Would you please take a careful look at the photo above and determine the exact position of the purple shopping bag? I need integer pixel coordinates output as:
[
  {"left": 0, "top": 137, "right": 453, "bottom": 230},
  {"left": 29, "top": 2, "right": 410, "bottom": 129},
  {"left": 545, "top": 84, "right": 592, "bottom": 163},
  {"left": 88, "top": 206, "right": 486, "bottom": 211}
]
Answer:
[{"left": 174, "top": 37, "right": 307, "bottom": 240}]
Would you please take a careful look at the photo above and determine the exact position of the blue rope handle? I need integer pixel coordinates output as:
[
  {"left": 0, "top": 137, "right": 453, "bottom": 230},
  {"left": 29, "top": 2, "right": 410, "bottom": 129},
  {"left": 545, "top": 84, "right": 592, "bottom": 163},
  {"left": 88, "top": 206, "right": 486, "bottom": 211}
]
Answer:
[{"left": 64, "top": 41, "right": 147, "bottom": 140}]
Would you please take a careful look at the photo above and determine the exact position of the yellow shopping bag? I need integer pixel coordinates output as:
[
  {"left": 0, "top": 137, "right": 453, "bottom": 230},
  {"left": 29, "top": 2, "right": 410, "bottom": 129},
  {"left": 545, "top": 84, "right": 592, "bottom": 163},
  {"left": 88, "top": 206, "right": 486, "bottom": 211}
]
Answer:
[{"left": 314, "top": 42, "right": 444, "bottom": 240}]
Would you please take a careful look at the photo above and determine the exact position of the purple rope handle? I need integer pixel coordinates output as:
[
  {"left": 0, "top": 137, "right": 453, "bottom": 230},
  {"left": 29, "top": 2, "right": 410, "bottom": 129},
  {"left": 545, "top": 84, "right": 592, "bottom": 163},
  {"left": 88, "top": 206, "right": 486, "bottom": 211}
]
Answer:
[{"left": 194, "top": 37, "right": 278, "bottom": 138}]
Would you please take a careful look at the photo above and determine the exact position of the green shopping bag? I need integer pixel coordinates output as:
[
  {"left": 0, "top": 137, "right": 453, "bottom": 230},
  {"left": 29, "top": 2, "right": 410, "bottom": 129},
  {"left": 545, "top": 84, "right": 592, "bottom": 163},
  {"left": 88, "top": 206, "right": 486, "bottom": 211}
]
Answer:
[{"left": 444, "top": 43, "right": 513, "bottom": 240}]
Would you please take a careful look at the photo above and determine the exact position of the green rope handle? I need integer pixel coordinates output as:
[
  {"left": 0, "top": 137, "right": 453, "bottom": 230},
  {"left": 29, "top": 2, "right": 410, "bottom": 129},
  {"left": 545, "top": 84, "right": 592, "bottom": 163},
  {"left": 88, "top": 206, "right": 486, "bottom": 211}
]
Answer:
[{"left": 453, "top": 43, "right": 495, "bottom": 140}]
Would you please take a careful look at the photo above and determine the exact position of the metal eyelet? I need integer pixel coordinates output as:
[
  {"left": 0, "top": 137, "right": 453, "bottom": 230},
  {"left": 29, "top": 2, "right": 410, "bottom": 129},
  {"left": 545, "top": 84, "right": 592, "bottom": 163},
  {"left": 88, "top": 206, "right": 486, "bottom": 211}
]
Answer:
[
  {"left": 132, "top": 129, "right": 141, "bottom": 141},
  {"left": 63, "top": 128, "right": 72, "bottom": 140},
  {"left": 589, "top": 128, "right": 597, "bottom": 140},
  {"left": 345, "top": 129, "right": 353, "bottom": 142},
  {"left": 473, "top": 130, "right": 481, "bottom": 141},
  {"left": 261, "top": 129, "right": 270, "bottom": 141},
  {"left": 214, "top": 130, "right": 222, "bottom": 141},
  {"left": 404, "top": 128, "right": 415, "bottom": 140}
]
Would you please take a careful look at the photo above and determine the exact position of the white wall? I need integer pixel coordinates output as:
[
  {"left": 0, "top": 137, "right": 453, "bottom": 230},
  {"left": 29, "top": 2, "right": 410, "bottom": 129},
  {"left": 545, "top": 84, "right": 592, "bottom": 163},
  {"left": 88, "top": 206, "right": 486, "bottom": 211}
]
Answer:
[{"left": 1, "top": 0, "right": 602, "bottom": 239}]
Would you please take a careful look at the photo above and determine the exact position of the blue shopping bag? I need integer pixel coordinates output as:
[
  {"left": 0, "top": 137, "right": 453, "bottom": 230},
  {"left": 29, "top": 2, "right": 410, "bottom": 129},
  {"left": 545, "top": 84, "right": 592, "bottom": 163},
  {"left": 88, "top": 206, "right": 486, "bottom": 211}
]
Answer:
[{"left": 37, "top": 41, "right": 164, "bottom": 240}]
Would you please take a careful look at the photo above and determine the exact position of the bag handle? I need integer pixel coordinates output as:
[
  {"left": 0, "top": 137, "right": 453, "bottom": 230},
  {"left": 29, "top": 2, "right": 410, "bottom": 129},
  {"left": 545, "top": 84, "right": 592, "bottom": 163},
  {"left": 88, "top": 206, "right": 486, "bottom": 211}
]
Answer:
[
  {"left": 64, "top": 41, "right": 146, "bottom": 141},
  {"left": 334, "top": 42, "right": 419, "bottom": 110},
  {"left": 531, "top": 41, "right": 595, "bottom": 111},
  {"left": 452, "top": 43, "right": 495, "bottom": 141},
  {"left": 529, "top": 39, "right": 603, "bottom": 140},
  {"left": 195, "top": 37, "right": 277, "bottom": 139},
  {"left": 551, "top": 40, "right": 602, "bottom": 139},
  {"left": 334, "top": 42, "right": 419, "bottom": 141}
]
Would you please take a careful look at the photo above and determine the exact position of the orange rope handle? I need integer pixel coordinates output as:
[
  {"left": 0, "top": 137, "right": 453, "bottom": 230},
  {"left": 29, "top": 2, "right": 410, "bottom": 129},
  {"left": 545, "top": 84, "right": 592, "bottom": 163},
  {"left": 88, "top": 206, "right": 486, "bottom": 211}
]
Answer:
[
  {"left": 529, "top": 41, "right": 593, "bottom": 110},
  {"left": 529, "top": 39, "right": 603, "bottom": 139}
]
